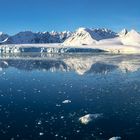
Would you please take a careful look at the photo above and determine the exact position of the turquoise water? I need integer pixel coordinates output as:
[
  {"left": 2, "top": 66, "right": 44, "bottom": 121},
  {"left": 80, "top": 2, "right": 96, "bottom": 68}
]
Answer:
[{"left": 0, "top": 54, "right": 140, "bottom": 140}]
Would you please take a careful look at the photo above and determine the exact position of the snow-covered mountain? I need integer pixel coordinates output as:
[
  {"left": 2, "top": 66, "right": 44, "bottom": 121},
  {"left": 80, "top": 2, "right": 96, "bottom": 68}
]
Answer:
[
  {"left": 0, "top": 28, "right": 140, "bottom": 54},
  {"left": 121, "top": 29, "right": 140, "bottom": 46},
  {"left": 1, "top": 28, "right": 140, "bottom": 47},
  {"left": 63, "top": 28, "right": 118, "bottom": 46},
  {"left": 2, "top": 31, "right": 72, "bottom": 44},
  {"left": 0, "top": 32, "right": 9, "bottom": 43},
  {"left": 118, "top": 29, "right": 128, "bottom": 37},
  {"left": 63, "top": 28, "right": 140, "bottom": 46},
  {"left": 96, "top": 29, "right": 140, "bottom": 46},
  {"left": 5, "top": 31, "right": 36, "bottom": 44}
]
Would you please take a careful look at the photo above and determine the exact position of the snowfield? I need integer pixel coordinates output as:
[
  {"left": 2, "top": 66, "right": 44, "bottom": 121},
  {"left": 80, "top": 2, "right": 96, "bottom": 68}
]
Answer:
[{"left": 0, "top": 27, "right": 140, "bottom": 54}]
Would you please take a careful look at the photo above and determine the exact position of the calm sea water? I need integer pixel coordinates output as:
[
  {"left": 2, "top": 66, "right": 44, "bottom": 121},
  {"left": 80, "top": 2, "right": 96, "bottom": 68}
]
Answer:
[{"left": 0, "top": 53, "right": 140, "bottom": 140}]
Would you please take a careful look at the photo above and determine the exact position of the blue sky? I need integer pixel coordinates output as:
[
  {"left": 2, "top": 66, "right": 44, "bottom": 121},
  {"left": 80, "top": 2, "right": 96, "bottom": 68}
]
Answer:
[{"left": 0, "top": 0, "right": 139, "bottom": 34}]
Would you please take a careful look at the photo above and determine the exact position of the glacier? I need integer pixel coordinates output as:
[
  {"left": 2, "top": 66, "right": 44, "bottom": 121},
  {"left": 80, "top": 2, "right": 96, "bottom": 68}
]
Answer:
[{"left": 0, "top": 44, "right": 105, "bottom": 54}]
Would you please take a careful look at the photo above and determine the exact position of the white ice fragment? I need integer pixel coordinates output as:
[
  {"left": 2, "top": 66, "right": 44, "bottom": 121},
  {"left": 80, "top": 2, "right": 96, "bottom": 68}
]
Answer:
[
  {"left": 37, "top": 120, "right": 42, "bottom": 125},
  {"left": 60, "top": 116, "right": 64, "bottom": 119},
  {"left": 39, "top": 132, "right": 44, "bottom": 136},
  {"left": 109, "top": 136, "right": 121, "bottom": 140},
  {"left": 62, "top": 100, "right": 71, "bottom": 104},
  {"left": 55, "top": 134, "right": 59, "bottom": 137},
  {"left": 76, "top": 130, "right": 80, "bottom": 133},
  {"left": 56, "top": 104, "right": 61, "bottom": 107},
  {"left": 3, "top": 61, "right": 8, "bottom": 66},
  {"left": 79, "top": 113, "right": 103, "bottom": 125}
]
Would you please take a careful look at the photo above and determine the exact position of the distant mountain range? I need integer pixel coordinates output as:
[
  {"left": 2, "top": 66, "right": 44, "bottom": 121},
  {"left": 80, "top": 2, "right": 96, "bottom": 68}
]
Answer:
[
  {"left": 0, "top": 28, "right": 140, "bottom": 46},
  {"left": 0, "top": 31, "right": 72, "bottom": 44}
]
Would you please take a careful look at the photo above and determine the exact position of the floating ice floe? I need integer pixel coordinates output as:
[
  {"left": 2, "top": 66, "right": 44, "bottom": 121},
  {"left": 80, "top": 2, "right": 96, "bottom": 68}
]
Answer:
[
  {"left": 109, "top": 136, "right": 121, "bottom": 140},
  {"left": 37, "top": 120, "right": 42, "bottom": 125},
  {"left": 56, "top": 104, "right": 61, "bottom": 107},
  {"left": 62, "top": 100, "right": 71, "bottom": 104},
  {"left": 39, "top": 132, "right": 44, "bottom": 136},
  {"left": 79, "top": 113, "right": 103, "bottom": 125}
]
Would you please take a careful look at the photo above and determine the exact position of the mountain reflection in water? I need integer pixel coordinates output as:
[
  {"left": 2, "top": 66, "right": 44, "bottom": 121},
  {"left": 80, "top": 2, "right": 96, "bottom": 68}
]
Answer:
[{"left": 0, "top": 53, "right": 140, "bottom": 75}]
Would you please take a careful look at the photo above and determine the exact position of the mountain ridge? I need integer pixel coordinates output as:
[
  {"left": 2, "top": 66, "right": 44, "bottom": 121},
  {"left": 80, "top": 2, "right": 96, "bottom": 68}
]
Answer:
[
  {"left": 0, "top": 31, "right": 72, "bottom": 44},
  {"left": 0, "top": 28, "right": 140, "bottom": 46}
]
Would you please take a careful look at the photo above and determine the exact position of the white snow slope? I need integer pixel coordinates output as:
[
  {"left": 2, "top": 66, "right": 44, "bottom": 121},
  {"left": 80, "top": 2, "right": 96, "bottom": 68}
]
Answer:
[
  {"left": 63, "top": 27, "right": 117, "bottom": 46},
  {"left": 64, "top": 28, "right": 140, "bottom": 47}
]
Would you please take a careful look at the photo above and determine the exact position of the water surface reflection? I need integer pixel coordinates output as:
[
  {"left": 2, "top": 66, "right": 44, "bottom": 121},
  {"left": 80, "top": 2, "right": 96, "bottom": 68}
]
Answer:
[{"left": 0, "top": 54, "right": 140, "bottom": 140}]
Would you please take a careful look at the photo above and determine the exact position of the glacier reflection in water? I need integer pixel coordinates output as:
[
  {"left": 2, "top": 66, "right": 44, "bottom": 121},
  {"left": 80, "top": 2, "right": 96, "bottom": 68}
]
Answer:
[{"left": 0, "top": 53, "right": 140, "bottom": 140}]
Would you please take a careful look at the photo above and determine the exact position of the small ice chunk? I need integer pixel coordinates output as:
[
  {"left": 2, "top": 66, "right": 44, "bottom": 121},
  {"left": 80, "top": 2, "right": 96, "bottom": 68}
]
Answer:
[
  {"left": 3, "top": 61, "right": 8, "bottom": 66},
  {"left": 76, "top": 130, "right": 80, "bottom": 133},
  {"left": 79, "top": 113, "right": 103, "bottom": 125},
  {"left": 55, "top": 134, "right": 59, "bottom": 137},
  {"left": 39, "top": 132, "right": 44, "bottom": 136},
  {"left": 60, "top": 116, "right": 64, "bottom": 119},
  {"left": 37, "top": 120, "right": 42, "bottom": 125},
  {"left": 109, "top": 136, "right": 121, "bottom": 140},
  {"left": 56, "top": 104, "right": 61, "bottom": 107},
  {"left": 62, "top": 100, "right": 71, "bottom": 104}
]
